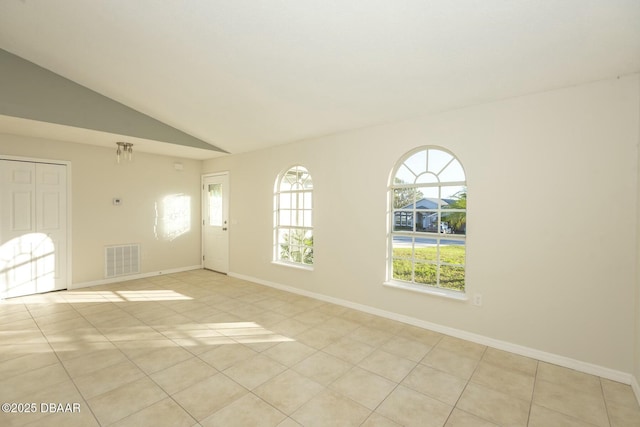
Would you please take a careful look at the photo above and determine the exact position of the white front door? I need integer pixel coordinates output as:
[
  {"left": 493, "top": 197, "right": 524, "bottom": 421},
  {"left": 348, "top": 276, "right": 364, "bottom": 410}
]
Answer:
[
  {"left": 202, "top": 173, "right": 229, "bottom": 273},
  {"left": 1, "top": 160, "right": 68, "bottom": 298}
]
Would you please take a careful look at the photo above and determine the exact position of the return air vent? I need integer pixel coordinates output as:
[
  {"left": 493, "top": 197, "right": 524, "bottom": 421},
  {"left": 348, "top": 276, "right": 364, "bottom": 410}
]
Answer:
[{"left": 105, "top": 244, "right": 140, "bottom": 278}]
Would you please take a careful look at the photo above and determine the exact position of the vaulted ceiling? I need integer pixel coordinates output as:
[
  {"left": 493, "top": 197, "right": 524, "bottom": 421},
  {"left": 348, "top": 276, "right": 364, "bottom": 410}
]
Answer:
[{"left": 1, "top": 1, "right": 639, "bottom": 159}]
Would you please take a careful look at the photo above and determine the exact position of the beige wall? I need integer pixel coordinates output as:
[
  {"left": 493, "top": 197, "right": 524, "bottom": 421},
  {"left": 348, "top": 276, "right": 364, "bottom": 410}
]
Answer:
[
  {"left": 204, "top": 74, "right": 640, "bottom": 373},
  {"left": 0, "top": 135, "right": 202, "bottom": 283}
]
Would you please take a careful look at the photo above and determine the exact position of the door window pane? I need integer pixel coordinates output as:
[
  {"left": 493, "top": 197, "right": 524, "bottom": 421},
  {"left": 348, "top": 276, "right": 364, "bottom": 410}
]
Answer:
[{"left": 208, "top": 183, "right": 222, "bottom": 226}]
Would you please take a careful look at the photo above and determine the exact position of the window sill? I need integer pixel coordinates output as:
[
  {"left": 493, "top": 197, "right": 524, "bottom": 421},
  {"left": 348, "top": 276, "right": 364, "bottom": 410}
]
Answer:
[
  {"left": 383, "top": 281, "right": 468, "bottom": 301},
  {"left": 271, "top": 261, "right": 314, "bottom": 271}
]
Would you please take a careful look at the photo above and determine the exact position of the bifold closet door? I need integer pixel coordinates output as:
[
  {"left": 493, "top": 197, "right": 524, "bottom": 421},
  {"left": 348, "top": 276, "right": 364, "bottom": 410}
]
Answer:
[{"left": 1, "top": 160, "right": 68, "bottom": 299}]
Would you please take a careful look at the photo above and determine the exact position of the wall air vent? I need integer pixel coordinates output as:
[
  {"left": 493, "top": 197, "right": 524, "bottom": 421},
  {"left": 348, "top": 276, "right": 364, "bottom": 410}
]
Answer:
[{"left": 105, "top": 244, "right": 140, "bottom": 278}]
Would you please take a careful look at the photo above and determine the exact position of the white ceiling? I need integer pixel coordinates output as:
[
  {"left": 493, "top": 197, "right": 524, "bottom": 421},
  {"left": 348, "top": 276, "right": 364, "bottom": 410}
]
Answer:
[{"left": 1, "top": 0, "right": 639, "bottom": 158}]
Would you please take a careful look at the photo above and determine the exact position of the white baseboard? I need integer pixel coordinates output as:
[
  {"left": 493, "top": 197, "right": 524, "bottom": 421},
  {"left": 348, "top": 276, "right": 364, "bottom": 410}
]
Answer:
[
  {"left": 71, "top": 265, "right": 202, "bottom": 289},
  {"left": 229, "top": 271, "right": 633, "bottom": 386}
]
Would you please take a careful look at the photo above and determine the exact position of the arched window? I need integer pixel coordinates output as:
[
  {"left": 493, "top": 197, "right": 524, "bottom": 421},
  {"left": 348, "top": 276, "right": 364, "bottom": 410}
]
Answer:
[
  {"left": 389, "top": 147, "right": 466, "bottom": 294},
  {"left": 274, "top": 165, "right": 313, "bottom": 267}
]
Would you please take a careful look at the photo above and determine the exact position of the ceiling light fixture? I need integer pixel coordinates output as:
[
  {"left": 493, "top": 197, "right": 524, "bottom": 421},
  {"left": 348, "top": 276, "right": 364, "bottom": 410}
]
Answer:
[{"left": 116, "top": 142, "right": 133, "bottom": 163}]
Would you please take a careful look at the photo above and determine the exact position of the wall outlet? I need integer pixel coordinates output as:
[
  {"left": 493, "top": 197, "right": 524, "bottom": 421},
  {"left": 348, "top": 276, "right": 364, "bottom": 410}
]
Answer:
[{"left": 473, "top": 293, "right": 483, "bottom": 306}]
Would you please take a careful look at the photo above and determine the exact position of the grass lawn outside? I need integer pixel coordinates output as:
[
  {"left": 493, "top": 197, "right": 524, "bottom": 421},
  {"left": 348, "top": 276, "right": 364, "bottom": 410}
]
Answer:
[{"left": 393, "top": 245, "right": 465, "bottom": 291}]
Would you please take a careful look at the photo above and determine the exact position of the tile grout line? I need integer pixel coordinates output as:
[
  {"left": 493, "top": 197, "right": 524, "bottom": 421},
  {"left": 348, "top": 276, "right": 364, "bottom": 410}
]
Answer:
[
  {"left": 59, "top": 286, "right": 190, "bottom": 426},
  {"left": 526, "top": 360, "right": 540, "bottom": 427},
  {"left": 101, "top": 276, "right": 232, "bottom": 425},
  {"left": 132, "top": 280, "right": 288, "bottom": 425},
  {"left": 24, "top": 295, "right": 104, "bottom": 426},
  {"left": 599, "top": 377, "right": 614, "bottom": 427},
  {"left": 443, "top": 344, "right": 490, "bottom": 427},
  {"left": 360, "top": 332, "right": 443, "bottom": 426}
]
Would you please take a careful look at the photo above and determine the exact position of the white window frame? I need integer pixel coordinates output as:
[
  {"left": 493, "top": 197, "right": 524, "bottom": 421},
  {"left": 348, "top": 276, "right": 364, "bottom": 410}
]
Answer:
[
  {"left": 386, "top": 146, "right": 467, "bottom": 299},
  {"left": 273, "top": 165, "right": 313, "bottom": 269}
]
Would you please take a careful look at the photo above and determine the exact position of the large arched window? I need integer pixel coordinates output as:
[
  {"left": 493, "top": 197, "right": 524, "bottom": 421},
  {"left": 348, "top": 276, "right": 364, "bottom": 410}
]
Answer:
[
  {"left": 274, "top": 165, "right": 313, "bottom": 267},
  {"left": 389, "top": 147, "right": 466, "bottom": 294}
]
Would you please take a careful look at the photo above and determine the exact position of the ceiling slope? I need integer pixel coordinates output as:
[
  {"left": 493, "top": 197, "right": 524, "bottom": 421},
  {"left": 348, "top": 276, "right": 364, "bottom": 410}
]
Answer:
[{"left": 0, "top": 49, "right": 226, "bottom": 155}]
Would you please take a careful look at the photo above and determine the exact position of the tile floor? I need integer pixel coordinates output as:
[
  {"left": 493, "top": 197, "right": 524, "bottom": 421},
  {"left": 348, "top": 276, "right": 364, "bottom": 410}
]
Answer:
[{"left": 0, "top": 269, "right": 639, "bottom": 426}]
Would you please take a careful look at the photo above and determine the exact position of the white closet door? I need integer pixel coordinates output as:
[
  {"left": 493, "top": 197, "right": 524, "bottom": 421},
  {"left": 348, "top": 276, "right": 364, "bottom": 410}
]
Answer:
[
  {"left": 35, "top": 162, "right": 68, "bottom": 293},
  {"left": 1, "top": 160, "right": 68, "bottom": 298}
]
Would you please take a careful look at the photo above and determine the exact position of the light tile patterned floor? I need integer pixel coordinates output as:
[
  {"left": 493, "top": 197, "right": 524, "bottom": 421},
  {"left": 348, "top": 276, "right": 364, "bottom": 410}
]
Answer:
[{"left": 0, "top": 269, "right": 639, "bottom": 426}]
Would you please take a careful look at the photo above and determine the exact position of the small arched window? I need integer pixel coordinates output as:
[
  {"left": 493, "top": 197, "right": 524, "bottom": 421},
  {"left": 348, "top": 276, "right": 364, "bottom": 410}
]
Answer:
[
  {"left": 389, "top": 147, "right": 466, "bottom": 294},
  {"left": 274, "top": 165, "right": 313, "bottom": 267}
]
